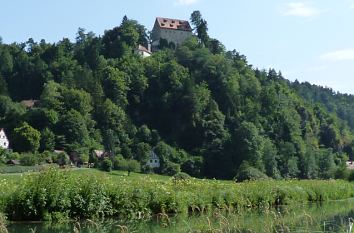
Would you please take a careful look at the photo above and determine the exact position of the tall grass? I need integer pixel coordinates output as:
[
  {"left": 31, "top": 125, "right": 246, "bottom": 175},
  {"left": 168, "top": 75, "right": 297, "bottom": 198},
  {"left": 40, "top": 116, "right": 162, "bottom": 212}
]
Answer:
[
  {"left": 0, "top": 213, "right": 7, "bottom": 233},
  {"left": 1, "top": 168, "right": 354, "bottom": 221}
]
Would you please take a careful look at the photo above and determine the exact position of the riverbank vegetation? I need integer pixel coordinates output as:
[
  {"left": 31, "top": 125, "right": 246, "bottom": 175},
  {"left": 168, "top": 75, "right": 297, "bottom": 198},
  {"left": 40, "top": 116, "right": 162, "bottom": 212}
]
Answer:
[{"left": 1, "top": 169, "right": 354, "bottom": 222}]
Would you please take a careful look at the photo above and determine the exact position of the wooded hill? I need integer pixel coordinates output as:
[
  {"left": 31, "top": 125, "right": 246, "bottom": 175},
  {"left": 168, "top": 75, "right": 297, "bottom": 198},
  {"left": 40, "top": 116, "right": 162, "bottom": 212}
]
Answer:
[{"left": 0, "top": 12, "right": 353, "bottom": 180}]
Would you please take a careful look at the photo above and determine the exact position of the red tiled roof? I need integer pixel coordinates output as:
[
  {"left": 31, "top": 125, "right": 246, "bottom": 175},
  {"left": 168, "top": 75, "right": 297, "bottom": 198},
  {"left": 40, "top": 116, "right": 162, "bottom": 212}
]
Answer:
[{"left": 156, "top": 17, "right": 192, "bottom": 31}]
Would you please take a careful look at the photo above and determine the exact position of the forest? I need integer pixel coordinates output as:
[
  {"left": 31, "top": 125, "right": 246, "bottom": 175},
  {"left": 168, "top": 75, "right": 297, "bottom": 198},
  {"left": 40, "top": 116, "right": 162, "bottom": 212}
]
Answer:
[{"left": 0, "top": 11, "right": 354, "bottom": 180}]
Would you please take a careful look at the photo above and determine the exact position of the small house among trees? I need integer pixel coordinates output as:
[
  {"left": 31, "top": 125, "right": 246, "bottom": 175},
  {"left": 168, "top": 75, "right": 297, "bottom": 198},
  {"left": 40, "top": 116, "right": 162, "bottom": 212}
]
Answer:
[
  {"left": 346, "top": 161, "right": 354, "bottom": 170},
  {"left": 6, "top": 159, "right": 20, "bottom": 165},
  {"left": 151, "top": 17, "right": 192, "bottom": 51},
  {"left": 135, "top": 44, "right": 151, "bottom": 58},
  {"left": 92, "top": 150, "right": 110, "bottom": 159},
  {"left": 20, "top": 99, "right": 40, "bottom": 108},
  {"left": 0, "top": 128, "right": 9, "bottom": 149},
  {"left": 147, "top": 150, "right": 160, "bottom": 168}
]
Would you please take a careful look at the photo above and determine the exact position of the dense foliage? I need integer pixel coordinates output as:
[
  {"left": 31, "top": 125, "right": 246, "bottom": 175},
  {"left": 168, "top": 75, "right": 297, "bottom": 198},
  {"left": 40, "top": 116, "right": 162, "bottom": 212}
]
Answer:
[{"left": 0, "top": 12, "right": 353, "bottom": 179}]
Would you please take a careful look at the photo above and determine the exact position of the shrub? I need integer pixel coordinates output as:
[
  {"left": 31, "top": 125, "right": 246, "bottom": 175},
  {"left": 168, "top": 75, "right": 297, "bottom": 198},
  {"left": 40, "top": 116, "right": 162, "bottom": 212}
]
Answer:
[
  {"left": 112, "top": 155, "right": 125, "bottom": 170},
  {"left": 173, "top": 172, "right": 191, "bottom": 181},
  {"left": 54, "top": 152, "right": 70, "bottom": 166},
  {"left": 6, "top": 152, "right": 20, "bottom": 160},
  {"left": 101, "top": 158, "right": 113, "bottom": 172},
  {"left": 181, "top": 156, "right": 203, "bottom": 177},
  {"left": 161, "top": 161, "right": 180, "bottom": 176},
  {"left": 348, "top": 170, "right": 354, "bottom": 182},
  {"left": 19, "top": 153, "right": 38, "bottom": 166},
  {"left": 235, "top": 162, "right": 268, "bottom": 182},
  {"left": 334, "top": 165, "right": 349, "bottom": 180},
  {"left": 126, "top": 160, "right": 141, "bottom": 173}
]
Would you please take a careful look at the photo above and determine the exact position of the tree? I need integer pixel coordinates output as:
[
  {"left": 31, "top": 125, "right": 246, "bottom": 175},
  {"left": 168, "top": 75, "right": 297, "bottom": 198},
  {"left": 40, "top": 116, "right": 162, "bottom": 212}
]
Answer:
[
  {"left": 61, "top": 87, "right": 93, "bottom": 116},
  {"left": 286, "top": 156, "right": 300, "bottom": 178},
  {"left": 57, "top": 109, "right": 90, "bottom": 151},
  {"left": 102, "top": 17, "right": 147, "bottom": 58},
  {"left": 263, "top": 139, "right": 280, "bottom": 179},
  {"left": 181, "top": 156, "right": 203, "bottom": 177},
  {"left": 134, "top": 142, "right": 151, "bottom": 164},
  {"left": 0, "top": 46, "right": 13, "bottom": 74},
  {"left": 126, "top": 159, "right": 141, "bottom": 174},
  {"left": 318, "top": 149, "right": 336, "bottom": 179},
  {"left": 40, "top": 128, "right": 55, "bottom": 152},
  {"left": 0, "top": 74, "right": 8, "bottom": 95},
  {"left": 102, "top": 66, "right": 129, "bottom": 107},
  {"left": 190, "top": 11, "right": 209, "bottom": 45},
  {"left": 12, "top": 122, "right": 41, "bottom": 152},
  {"left": 101, "top": 158, "right": 113, "bottom": 172},
  {"left": 236, "top": 121, "right": 265, "bottom": 170},
  {"left": 97, "top": 99, "right": 127, "bottom": 131},
  {"left": 102, "top": 129, "right": 118, "bottom": 155}
]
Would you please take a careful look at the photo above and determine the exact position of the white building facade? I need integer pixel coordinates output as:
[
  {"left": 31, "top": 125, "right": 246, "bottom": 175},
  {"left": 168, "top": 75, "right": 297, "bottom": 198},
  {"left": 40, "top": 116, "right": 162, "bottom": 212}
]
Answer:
[
  {"left": 147, "top": 150, "right": 160, "bottom": 168},
  {"left": 0, "top": 129, "right": 9, "bottom": 149},
  {"left": 151, "top": 17, "right": 193, "bottom": 51}
]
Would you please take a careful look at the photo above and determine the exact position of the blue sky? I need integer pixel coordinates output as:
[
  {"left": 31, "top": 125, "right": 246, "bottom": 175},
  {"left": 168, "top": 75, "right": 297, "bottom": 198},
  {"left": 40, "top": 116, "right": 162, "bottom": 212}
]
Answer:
[{"left": 1, "top": 0, "right": 354, "bottom": 94}]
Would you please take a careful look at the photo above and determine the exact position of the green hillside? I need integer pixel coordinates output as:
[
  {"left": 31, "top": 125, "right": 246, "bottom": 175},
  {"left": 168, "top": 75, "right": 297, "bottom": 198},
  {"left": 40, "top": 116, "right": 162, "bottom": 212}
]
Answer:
[{"left": 0, "top": 12, "right": 352, "bottom": 180}]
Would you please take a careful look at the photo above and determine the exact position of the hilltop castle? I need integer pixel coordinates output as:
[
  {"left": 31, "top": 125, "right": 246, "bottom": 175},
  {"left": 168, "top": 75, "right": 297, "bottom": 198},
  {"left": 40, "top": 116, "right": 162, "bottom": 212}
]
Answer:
[{"left": 150, "top": 17, "right": 193, "bottom": 52}]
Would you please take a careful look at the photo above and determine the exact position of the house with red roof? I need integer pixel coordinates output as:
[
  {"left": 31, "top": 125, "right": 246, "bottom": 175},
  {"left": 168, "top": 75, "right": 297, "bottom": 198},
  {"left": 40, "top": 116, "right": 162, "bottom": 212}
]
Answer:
[{"left": 151, "top": 17, "right": 192, "bottom": 51}]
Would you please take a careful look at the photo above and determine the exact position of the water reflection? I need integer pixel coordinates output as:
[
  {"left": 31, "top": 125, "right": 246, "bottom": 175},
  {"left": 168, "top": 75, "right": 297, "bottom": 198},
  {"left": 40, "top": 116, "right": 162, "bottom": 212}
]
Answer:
[{"left": 7, "top": 199, "right": 354, "bottom": 233}]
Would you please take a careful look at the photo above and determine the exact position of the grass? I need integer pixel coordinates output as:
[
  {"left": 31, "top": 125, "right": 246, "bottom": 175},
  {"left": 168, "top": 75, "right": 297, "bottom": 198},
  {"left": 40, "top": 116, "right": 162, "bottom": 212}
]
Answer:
[
  {"left": 5, "top": 201, "right": 354, "bottom": 233},
  {"left": 0, "top": 164, "right": 55, "bottom": 174},
  {"left": 1, "top": 168, "right": 354, "bottom": 223}
]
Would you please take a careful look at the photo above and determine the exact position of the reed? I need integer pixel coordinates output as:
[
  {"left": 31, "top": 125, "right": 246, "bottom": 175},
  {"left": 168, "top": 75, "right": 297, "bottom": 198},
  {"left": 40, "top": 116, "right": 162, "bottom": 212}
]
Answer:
[{"left": 1, "top": 168, "right": 354, "bottom": 222}]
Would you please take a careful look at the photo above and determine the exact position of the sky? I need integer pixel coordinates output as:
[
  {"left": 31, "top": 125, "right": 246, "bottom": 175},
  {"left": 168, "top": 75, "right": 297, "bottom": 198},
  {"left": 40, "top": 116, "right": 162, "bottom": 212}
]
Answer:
[{"left": 1, "top": 0, "right": 354, "bottom": 94}]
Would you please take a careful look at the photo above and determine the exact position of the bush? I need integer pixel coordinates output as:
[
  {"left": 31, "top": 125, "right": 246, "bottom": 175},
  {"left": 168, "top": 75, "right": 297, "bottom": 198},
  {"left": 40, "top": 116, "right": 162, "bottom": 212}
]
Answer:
[
  {"left": 181, "top": 156, "right": 203, "bottom": 177},
  {"left": 6, "top": 152, "right": 20, "bottom": 160},
  {"left": 39, "top": 151, "right": 55, "bottom": 163},
  {"left": 173, "top": 172, "right": 191, "bottom": 181},
  {"left": 19, "top": 153, "right": 38, "bottom": 166},
  {"left": 334, "top": 165, "right": 349, "bottom": 180},
  {"left": 348, "top": 170, "right": 354, "bottom": 182},
  {"left": 101, "top": 158, "right": 113, "bottom": 172},
  {"left": 54, "top": 152, "right": 70, "bottom": 166},
  {"left": 112, "top": 156, "right": 140, "bottom": 173},
  {"left": 235, "top": 162, "right": 268, "bottom": 182},
  {"left": 161, "top": 161, "right": 180, "bottom": 176},
  {"left": 112, "top": 155, "right": 125, "bottom": 170},
  {"left": 126, "top": 160, "right": 141, "bottom": 173}
]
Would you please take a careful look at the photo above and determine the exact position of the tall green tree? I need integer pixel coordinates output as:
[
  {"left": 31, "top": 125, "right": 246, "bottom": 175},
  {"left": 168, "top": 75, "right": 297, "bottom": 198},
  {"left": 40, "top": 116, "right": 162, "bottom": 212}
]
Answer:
[{"left": 12, "top": 122, "right": 41, "bottom": 152}]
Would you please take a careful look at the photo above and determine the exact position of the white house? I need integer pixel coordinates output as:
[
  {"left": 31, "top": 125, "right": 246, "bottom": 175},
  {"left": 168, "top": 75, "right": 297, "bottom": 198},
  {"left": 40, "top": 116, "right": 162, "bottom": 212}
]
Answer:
[
  {"left": 0, "top": 128, "right": 9, "bottom": 149},
  {"left": 147, "top": 150, "right": 160, "bottom": 168},
  {"left": 346, "top": 161, "right": 354, "bottom": 170},
  {"left": 135, "top": 44, "right": 151, "bottom": 58},
  {"left": 151, "top": 17, "right": 192, "bottom": 52}
]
